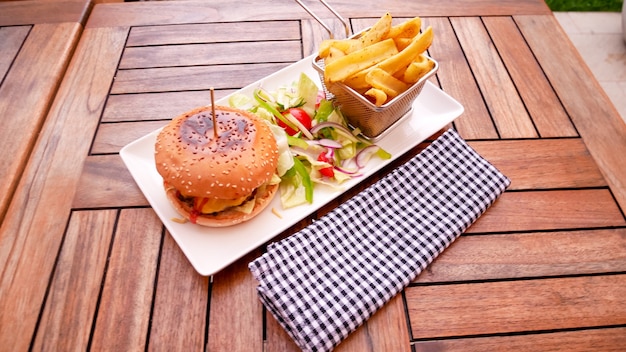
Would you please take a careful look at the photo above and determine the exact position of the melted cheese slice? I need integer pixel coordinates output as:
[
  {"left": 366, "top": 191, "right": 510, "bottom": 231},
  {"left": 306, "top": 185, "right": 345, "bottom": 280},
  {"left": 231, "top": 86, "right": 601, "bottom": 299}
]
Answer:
[{"left": 196, "top": 195, "right": 248, "bottom": 214}]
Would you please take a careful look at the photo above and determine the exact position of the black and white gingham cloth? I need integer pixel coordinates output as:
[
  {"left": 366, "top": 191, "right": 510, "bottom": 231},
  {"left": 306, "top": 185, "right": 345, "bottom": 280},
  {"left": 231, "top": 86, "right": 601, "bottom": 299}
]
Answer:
[{"left": 249, "top": 129, "right": 510, "bottom": 351}]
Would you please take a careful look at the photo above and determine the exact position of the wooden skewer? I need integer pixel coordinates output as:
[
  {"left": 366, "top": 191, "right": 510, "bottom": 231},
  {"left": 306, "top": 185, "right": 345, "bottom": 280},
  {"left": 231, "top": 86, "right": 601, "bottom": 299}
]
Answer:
[{"left": 210, "top": 87, "right": 218, "bottom": 139}]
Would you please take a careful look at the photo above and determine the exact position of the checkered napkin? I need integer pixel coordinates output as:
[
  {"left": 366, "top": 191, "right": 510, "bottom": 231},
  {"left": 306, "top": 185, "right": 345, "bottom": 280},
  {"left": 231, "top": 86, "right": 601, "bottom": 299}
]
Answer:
[{"left": 249, "top": 128, "right": 510, "bottom": 351}]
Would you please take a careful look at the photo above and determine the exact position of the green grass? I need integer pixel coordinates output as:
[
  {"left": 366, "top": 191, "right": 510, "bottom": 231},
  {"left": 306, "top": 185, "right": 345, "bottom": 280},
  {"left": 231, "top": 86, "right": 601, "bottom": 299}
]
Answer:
[{"left": 546, "top": 0, "right": 623, "bottom": 12}]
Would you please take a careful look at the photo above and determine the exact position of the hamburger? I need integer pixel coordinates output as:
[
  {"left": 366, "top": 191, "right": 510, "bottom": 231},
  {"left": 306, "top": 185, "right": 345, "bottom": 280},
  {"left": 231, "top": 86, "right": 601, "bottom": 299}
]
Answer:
[{"left": 154, "top": 105, "right": 280, "bottom": 227}]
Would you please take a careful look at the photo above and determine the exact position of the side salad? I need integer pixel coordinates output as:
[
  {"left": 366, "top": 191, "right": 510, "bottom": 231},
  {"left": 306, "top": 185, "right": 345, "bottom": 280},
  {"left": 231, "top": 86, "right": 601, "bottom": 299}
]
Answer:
[{"left": 229, "top": 73, "right": 391, "bottom": 209}]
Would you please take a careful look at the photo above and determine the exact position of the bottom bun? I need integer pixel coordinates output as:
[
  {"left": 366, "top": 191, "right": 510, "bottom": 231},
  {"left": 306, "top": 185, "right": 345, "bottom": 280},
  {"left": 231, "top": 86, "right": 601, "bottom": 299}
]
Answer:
[{"left": 164, "top": 182, "right": 278, "bottom": 227}]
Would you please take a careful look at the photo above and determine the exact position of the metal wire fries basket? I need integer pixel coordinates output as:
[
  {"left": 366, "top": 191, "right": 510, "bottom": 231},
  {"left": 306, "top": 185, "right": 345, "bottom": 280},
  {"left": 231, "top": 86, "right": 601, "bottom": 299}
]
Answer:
[{"left": 296, "top": 0, "right": 439, "bottom": 141}]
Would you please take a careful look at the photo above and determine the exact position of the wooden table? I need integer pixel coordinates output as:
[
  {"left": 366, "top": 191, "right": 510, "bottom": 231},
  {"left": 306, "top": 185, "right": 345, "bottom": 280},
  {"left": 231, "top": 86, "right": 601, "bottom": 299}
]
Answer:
[
  {"left": 2, "top": 0, "right": 626, "bottom": 350},
  {"left": 0, "top": 0, "right": 92, "bottom": 222}
]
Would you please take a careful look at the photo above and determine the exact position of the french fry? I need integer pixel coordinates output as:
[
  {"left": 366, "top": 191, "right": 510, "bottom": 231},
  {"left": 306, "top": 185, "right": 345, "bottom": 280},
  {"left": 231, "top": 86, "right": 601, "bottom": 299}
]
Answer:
[
  {"left": 318, "top": 13, "right": 436, "bottom": 107},
  {"left": 346, "top": 12, "right": 392, "bottom": 53},
  {"left": 393, "top": 37, "right": 413, "bottom": 51},
  {"left": 323, "top": 38, "right": 398, "bottom": 83},
  {"left": 403, "top": 54, "right": 435, "bottom": 83},
  {"left": 365, "top": 67, "right": 409, "bottom": 99},
  {"left": 319, "top": 38, "right": 354, "bottom": 58},
  {"left": 364, "top": 88, "right": 388, "bottom": 106},
  {"left": 375, "top": 26, "right": 434, "bottom": 76},
  {"left": 387, "top": 17, "right": 422, "bottom": 39},
  {"left": 324, "top": 46, "right": 347, "bottom": 66}
]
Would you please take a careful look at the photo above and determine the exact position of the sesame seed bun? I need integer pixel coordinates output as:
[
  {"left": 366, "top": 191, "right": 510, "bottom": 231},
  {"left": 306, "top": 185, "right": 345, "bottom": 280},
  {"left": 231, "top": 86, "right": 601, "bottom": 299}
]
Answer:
[{"left": 154, "top": 105, "right": 279, "bottom": 226}]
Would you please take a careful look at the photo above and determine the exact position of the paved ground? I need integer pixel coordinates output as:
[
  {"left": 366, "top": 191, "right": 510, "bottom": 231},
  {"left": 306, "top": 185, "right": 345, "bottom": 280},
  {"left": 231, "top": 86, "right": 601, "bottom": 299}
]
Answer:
[{"left": 555, "top": 11, "right": 626, "bottom": 124}]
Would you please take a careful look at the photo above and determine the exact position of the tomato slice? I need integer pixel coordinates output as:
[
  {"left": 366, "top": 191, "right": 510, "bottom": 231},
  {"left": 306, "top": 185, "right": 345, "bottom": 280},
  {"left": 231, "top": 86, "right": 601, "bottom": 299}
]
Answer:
[
  {"left": 317, "top": 149, "right": 335, "bottom": 177},
  {"left": 278, "top": 108, "right": 312, "bottom": 136}
]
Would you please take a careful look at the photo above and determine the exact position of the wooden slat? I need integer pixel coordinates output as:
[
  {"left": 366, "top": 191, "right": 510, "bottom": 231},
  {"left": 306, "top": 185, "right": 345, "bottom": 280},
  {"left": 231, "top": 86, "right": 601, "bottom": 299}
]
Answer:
[
  {"left": 119, "top": 41, "right": 302, "bottom": 69},
  {"left": 483, "top": 16, "right": 577, "bottom": 138},
  {"left": 416, "top": 229, "right": 626, "bottom": 283},
  {"left": 0, "top": 26, "right": 30, "bottom": 79},
  {"left": 336, "top": 294, "right": 412, "bottom": 352},
  {"left": 111, "top": 62, "right": 290, "bottom": 94},
  {"left": 451, "top": 17, "right": 537, "bottom": 138},
  {"left": 426, "top": 17, "right": 497, "bottom": 140},
  {"left": 0, "top": 22, "right": 81, "bottom": 221},
  {"left": 92, "top": 120, "right": 167, "bottom": 154},
  {"left": 73, "top": 155, "right": 147, "bottom": 209},
  {"left": 406, "top": 275, "right": 626, "bottom": 339},
  {"left": 127, "top": 21, "right": 300, "bottom": 46},
  {"left": 208, "top": 250, "right": 264, "bottom": 351},
  {"left": 468, "top": 139, "right": 607, "bottom": 190},
  {"left": 469, "top": 190, "right": 625, "bottom": 233},
  {"left": 0, "top": 0, "right": 91, "bottom": 26},
  {"left": 102, "top": 90, "right": 234, "bottom": 122},
  {"left": 32, "top": 210, "right": 117, "bottom": 351},
  {"left": 0, "top": 26, "right": 128, "bottom": 351},
  {"left": 413, "top": 327, "right": 626, "bottom": 352},
  {"left": 85, "top": 0, "right": 551, "bottom": 28},
  {"left": 148, "top": 231, "right": 209, "bottom": 350},
  {"left": 90, "top": 208, "right": 162, "bottom": 350},
  {"left": 516, "top": 14, "right": 626, "bottom": 211}
]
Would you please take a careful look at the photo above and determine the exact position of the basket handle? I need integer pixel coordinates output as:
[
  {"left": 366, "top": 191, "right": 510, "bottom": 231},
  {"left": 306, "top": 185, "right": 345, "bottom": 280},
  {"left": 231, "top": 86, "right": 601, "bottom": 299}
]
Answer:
[{"left": 294, "top": 0, "right": 351, "bottom": 39}]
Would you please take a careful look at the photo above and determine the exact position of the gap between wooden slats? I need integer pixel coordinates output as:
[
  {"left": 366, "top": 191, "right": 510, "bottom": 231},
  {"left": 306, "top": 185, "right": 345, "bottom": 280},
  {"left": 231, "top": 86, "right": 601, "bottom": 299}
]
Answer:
[
  {"left": 110, "top": 62, "right": 290, "bottom": 94},
  {"left": 149, "top": 230, "right": 209, "bottom": 350},
  {"left": 413, "top": 326, "right": 626, "bottom": 352},
  {"left": 515, "top": 15, "right": 626, "bottom": 213},
  {"left": 0, "top": 26, "right": 127, "bottom": 352},
  {"left": 469, "top": 189, "right": 625, "bottom": 233},
  {"left": 0, "top": 26, "right": 31, "bottom": 79},
  {"left": 406, "top": 274, "right": 626, "bottom": 339},
  {"left": 208, "top": 249, "right": 264, "bottom": 351},
  {"left": 0, "top": 22, "right": 81, "bottom": 221},
  {"left": 426, "top": 17, "right": 498, "bottom": 140},
  {"left": 119, "top": 41, "right": 301, "bottom": 69},
  {"left": 126, "top": 21, "right": 301, "bottom": 47},
  {"left": 90, "top": 208, "right": 162, "bottom": 351},
  {"left": 451, "top": 17, "right": 537, "bottom": 139},
  {"left": 483, "top": 16, "right": 577, "bottom": 138},
  {"left": 102, "top": 90, "right": 236, "bottom": 122},
  {"left": 32, "top": 210, "right": 117, "bottom": 351},
  {"left": 468, "top": 139, "right": 607, "bottom": 190},
  {"left": 416, "top": 228, "right": 626, "bottom": 283}
]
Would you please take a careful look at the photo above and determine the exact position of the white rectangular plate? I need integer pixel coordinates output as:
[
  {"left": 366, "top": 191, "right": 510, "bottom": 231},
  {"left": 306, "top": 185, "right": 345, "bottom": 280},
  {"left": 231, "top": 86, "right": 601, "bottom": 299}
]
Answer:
[{"left": 120, "top": 55, "right": 464, "bottom": 276}]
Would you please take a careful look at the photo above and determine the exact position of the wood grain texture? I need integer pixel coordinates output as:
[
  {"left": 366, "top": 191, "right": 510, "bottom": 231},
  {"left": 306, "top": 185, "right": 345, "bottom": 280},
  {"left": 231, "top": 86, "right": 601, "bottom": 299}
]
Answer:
[
  {"left": 102, "top": 90, "right": 234, "bottom": 122},
  {"left": 0, "top": 26, "right": 127, "bottom": 351},
  {"left": 92, "top": 120, "right": 167, "bottom": 154},
  {"left": 0, "top": 22, "right": 81, "bottom": 221},
  {"left": 427, "top": 17, "right": 498, "bottom": 140},
  {"left": 516, "top": 14, "right": 626, "bottom": 211},
  {"left": 413, "top": 327, "right": 626, "bottom": 352},
  {"left": 0, "top": 26, "right": 30, "bottom": 79},
  {"left": 119, "top": 41, "right": 302, "bottom": 69},
  {"left": 111, "top": 62, "right": 290, "bottom": 94},
  {"left": 336, "top": 294, "right": 412, "bottom": 352},
  {"left": 406, "top": 275, "right": 626, "bottom": 338},
  {"left": 32, "top": 210, "right": 117, "bottom": 351},
  {"left": 452, "top": 16, "right": 537, "bottom": 138},
  {"left": 0, "top": 0, "right": 91, "bottom": 26},
  {"left": 85, "top": 0, "right": 550, "bottom": 28},
  {"left": 90, "top": 208, "right": 162, "bottom": 350},
  {"left": 127, "top": 20, "right": 300, "bottom": 47},
  {"left": 148, "top": 231, "right": 209, "bottom": 350},
  {"left": 416, "top": 229, "right": 626, "bottom": 283},
  {"left": 484, "top": 16, "right": 577, "bottom": 138},
  {"left": 208, "top": 250, "right": 264, "bottom": 351},
  {"left": 73, "top": 154, "right": 148, "bottom": 209},
  {"left": 468, "top": 139, "right": 607, "bottom": 190},
  {"left": 468, "top": 190, "right": 625, "bottom": 233}
]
